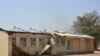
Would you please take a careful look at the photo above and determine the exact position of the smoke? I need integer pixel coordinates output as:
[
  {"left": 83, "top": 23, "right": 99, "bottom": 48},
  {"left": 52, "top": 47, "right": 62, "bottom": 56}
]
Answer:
[{"left": 54, "top": 16, "right": 71, "bottom": 32}]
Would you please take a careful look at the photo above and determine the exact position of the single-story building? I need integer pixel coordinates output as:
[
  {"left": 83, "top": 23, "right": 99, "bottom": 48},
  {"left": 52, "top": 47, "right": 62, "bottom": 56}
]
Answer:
[
  {"left": 50, "top": 31, "right": 94, "bottom": 55},
  {"left": 0, "top": 28, "right": 94, "bottom": 56}
]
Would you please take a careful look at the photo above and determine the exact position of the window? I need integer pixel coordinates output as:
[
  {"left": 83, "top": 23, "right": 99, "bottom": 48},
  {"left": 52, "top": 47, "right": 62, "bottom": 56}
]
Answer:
[
  {"left": 43, "top": 39, "right": 48, "bottom": 45},
  {"left": 61, "top": 38, "right": 65, "bottom": 46},
  {"left": 56, "top": 38, "right": 59, "bottom": 44},
  {"left": 39, "top": 38, "right": 44, "bottom": 45},
  {"left": 12, "top": 37, "right": 16, "bottom": 45},
  {"left": 67, "top": 39, "right": 71, "bottom": 50},
  {"left": 30, "top": 38, "right": 36, "bottom": 46},
  {"left": 39, "top": 38, "right": 47, "bottom": 46},
  {"left": 20, "top": 37, "right": 27, "bottom": 46}
]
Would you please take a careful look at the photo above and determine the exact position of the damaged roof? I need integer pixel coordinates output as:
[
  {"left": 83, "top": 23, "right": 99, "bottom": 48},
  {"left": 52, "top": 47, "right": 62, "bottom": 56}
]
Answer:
[
  {"left": 7, "top": 30, "right": 50, "bottom": 35},
  {"left": 54, "top": 32, "right": 94, "bottom": 39}
]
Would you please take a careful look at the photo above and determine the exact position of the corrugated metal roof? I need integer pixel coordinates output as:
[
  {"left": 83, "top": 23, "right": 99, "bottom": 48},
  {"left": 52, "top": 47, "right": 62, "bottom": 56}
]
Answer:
[{"left": 54, "top": 32, "right": 94, "bottom": 39}]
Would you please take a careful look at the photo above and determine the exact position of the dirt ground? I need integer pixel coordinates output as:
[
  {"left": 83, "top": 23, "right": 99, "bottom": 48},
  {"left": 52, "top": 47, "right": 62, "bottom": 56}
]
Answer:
[{"left": 65, "top": 51, "right": 100, "bottom": 56}]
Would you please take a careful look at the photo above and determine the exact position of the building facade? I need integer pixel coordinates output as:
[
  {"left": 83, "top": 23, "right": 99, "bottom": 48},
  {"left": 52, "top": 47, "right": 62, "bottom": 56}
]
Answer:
[
  {"left": 8, "top": 31, "right": 51, "bottom": 55},
  {"left": 51, "top": 32, "right": 94, "bottom": 55},
  {"left": 0, "top": 29, "right": 95, "bottom": 56}
]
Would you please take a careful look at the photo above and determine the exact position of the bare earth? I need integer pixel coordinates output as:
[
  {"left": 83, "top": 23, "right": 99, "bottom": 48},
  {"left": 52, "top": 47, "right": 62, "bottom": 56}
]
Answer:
[{"left": 65, "top": 51, "right": 100, "bottom": 56}]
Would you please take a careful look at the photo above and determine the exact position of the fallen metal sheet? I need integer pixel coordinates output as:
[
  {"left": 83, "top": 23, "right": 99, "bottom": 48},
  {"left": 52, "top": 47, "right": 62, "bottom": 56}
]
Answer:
[
  {"left": 50, "top": 37, "right": 55, "bottom": 45},
  {"left": 39, "top": 30, "right": 56, "bottom": 55},
  {"left": 39, "top": 45, "right": 51, "bottom": 55}
]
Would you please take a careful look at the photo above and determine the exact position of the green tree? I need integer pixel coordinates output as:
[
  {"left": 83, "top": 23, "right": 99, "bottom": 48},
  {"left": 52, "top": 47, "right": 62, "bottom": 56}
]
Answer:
[{"left": 72, "top": 11, "right": 100, "bottom": 50}]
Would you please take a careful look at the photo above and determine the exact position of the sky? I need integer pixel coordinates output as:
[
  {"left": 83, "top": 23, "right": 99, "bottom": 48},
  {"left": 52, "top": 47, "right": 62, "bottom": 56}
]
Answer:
[{"left": 0, "top": 0, "right": 100, "bottom": 32}]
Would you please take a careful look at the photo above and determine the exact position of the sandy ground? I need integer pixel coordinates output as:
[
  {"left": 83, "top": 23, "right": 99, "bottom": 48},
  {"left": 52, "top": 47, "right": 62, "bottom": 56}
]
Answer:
[{"left": 65, "top": 51, "right": 100, "bottom": 56}]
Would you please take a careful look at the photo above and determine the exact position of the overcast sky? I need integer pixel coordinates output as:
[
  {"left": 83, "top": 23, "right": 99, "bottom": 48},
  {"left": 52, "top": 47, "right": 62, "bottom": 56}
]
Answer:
[{"left": 0, "top": 0, "right": 100, "bottom": 32}]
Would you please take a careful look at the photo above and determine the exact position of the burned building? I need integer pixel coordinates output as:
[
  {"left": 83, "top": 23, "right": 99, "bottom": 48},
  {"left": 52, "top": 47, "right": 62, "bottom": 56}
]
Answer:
[
  {"left": 0, "top": 29, "right": 94, "bottom": 56},
  {"left": 7, "top": 30, "right": 51, "bottom": 56},
  {"left": 51, "top": 32, "right": 94, "bottom": 55}
]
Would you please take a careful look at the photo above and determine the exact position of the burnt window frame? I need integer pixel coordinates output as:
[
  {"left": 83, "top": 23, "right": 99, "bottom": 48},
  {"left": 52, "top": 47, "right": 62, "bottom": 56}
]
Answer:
[
  {"left": 20, "top": 37, "right": 27, "bottom": 47},
  {"left": 61, "top": 37, "right": 65, "bottom": 46},
  {"left": 30, "top": 37, "right": 36, "bottom": 46},
  {"left": 39, "top": 37, "right": 48, "bottom": 46},
  {"left": 39, "top": 38, "right": 44, "bottom": 45},
  {"left": 12, "top": 37, "right": 16, "bottom": 45}
]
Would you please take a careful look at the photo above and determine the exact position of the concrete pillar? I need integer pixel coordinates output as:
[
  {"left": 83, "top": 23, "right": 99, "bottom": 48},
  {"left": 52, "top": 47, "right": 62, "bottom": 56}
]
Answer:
[{"left": 0, "top": 31, "right": 10, "bottom": 56}]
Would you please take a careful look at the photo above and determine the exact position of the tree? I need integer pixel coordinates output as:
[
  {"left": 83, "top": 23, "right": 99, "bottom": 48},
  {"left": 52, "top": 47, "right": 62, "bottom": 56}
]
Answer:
[{"left": 72, "top": 11, "right": 100, "bottom": 50}]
